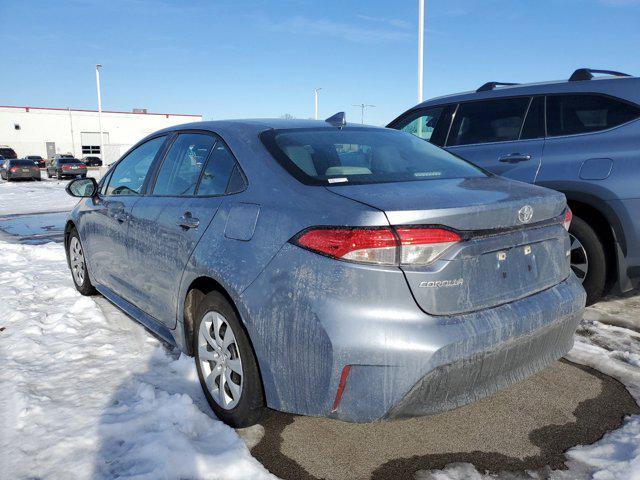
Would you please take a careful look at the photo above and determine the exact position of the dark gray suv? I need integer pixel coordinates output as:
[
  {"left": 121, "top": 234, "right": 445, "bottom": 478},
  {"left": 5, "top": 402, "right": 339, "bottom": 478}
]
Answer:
[{"left": 390, "top": 68, "right": 640, "bottom": 304}]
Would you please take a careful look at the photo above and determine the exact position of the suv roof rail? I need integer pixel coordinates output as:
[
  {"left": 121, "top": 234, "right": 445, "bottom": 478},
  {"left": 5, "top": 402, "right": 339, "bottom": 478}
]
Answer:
[
  {"left": 476, "top": 81, "right": 519, "bottom": 92},
  {"left": 569, "top": 68, "right": 632, "bottom": 82}
]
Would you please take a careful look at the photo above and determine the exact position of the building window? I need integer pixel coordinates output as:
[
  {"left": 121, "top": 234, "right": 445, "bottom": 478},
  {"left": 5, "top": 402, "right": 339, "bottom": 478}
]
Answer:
[{"left": 82, "top": 145, "right": 101, "bottom": 154}]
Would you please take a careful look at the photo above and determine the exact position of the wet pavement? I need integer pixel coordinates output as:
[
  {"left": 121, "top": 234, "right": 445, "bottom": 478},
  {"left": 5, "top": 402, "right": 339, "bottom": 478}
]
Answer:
[
  {"left": 0, "top": 211, "right": 67, "bottom": 244},
  {"left": 247, "top": 360, "right": 638, "bottom": 480}
]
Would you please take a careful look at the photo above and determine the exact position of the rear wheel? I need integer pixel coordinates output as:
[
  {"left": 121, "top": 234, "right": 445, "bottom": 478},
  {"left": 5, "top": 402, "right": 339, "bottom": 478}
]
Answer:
[
  {"left": 57, "top": 171, "right": 62, "bottom": 180},
  {"left": 68, "top": 230, "right": 96, "bottom": 296},
  {"left": 569, "top": 216, "right": 606, "bottom": 305},
  {"left": 194, "top": 291, "right": 265, "bottom": 428}
]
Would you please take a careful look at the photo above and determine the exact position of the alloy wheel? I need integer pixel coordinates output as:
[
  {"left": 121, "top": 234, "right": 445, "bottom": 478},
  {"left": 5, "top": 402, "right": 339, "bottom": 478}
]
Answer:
[
  {"left": 69, "top": 237, "right": 85, "bottom": 286},
  {"left": 198, "top": 311, "right": 243, "bottom": 409},
  {"left": 569, "top": 233, "right": 588, "bottom": 283}
]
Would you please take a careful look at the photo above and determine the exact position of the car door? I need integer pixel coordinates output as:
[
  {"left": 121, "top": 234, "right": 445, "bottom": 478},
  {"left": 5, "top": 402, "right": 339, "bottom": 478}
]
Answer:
[
  {"left": 79, "top": 135, "right": 168, "bottom": 297},
  {"left": 444, "top": 96, "right": 545, "bottom": 183},
  {"left": 126, "top": 131, "right": 243, "bottom": 328}
]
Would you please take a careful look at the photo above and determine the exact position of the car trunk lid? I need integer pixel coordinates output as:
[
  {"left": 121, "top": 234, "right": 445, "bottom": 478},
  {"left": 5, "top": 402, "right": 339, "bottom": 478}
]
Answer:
[{"left": 327, "top": 177, "right": 571, "bottom": 315}]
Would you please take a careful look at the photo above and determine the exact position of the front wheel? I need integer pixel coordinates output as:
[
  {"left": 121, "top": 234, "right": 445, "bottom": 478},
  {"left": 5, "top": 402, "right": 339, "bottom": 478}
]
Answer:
[
  {"left": 194, "top": 291, "right": 265, "bottom": 428},
  {"left": 569, "top": 215, "right": 606, "bottom": 306},
  {"left": 68, "top": 230, "right": 96, "bottom": 296}
]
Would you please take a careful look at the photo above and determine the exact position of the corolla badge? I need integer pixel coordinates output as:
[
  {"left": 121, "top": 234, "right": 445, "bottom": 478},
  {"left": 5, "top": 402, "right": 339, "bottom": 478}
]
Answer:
[{"left": 518, "top": 205, "right": 534, "bottom": 224}]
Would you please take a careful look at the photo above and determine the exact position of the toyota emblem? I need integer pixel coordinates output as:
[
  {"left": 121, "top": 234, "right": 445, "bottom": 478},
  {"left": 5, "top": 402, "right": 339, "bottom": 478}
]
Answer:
[{"left": 518, "top": 205, "right": 534, "bottom": 223}]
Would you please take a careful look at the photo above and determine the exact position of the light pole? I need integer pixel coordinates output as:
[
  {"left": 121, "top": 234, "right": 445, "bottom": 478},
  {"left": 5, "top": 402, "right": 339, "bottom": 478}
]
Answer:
[
  {"left": 418, "top": 0, "right": 425, "bottom": 103},
  {"left": 95, "top": 64, "right": 105, "bottom": 175},
  {"left": 314, "top": 87, "right": 322, "bottom": 120},
  {"left": 353, "top": 104, "right": 376, "bottom": 124}
]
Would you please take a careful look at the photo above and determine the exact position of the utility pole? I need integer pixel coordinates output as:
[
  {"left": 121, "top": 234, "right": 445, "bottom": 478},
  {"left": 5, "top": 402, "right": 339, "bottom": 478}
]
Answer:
[
  {"left": 353, "top": 104, "right": 376, "bottom": 124},
  {"left": 95, "top": 64, "right": 105, "bottom": 175},
  {"left": 418, "top": 0, "right": 425, "bottom": 103},
  {"left": 314, "top": 88, "right": 322, "bottom": 120}
]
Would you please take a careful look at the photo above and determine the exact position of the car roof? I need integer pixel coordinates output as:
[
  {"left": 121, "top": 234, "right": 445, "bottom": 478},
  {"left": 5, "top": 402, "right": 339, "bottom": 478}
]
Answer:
[
  {"left": 411, "top": 76, "right": 640, "bottom": 109},
  {"left": 152, "top": 118, "right": 383, "bottom": 137}
]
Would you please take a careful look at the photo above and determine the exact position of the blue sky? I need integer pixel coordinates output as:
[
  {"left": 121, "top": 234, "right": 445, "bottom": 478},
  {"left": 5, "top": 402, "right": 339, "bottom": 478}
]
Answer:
[{"left": 1, "top": 0, "right": 639, "bottom": 125}]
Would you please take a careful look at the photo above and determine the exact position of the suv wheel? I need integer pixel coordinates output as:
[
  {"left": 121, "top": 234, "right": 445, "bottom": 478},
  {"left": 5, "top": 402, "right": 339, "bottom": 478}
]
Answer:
[
  {"left": 194, "top": 291, "right": 265, "bottom": 428},
  {"left": 68, "top": 230, "right": 96, "bottom": 296},
  {"left": 569, "top": 216, "right": 606, "bottom": 305}
]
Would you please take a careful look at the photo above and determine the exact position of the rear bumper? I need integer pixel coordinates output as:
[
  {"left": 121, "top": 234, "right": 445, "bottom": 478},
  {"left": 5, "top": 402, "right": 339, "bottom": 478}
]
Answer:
[
  {"left": 334, "top": 275, "right": 585, "bottom": 422},
  {"left": 385, "top": 302, "right": 579, "bottom": 418},
  {"left": 8, "top": 172, "right": 40, "bottom": 179},
  {"left": 242, "top": 244, "right": 586, "bottom": 423}
]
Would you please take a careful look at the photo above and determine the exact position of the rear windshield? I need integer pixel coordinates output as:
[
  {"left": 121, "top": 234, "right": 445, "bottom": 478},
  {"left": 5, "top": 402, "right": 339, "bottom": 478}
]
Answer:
[
  {"left": 261, "top": 127, "right": 486, "bottom": 185},
  {"left": 58, "top": 158, "right": 82, "bottom": 164},
  {"left": 11, "top": 159, "right": 37, "bottom": 166}
]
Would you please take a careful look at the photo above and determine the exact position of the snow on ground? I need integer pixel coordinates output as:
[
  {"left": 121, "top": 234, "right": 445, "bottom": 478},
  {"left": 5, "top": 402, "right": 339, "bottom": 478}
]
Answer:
[
  {"left": 0, "top": 170, "right": 101, "bottom": 216},
  {"left": 0, "top": 240, "right": 274, "bottom": 480},
  {"left": 0, "top": 178, "right": 81, "bottom": 215}
]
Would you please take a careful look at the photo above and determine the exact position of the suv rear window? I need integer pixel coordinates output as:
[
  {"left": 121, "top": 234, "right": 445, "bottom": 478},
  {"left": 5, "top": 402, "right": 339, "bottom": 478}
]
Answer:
[
  {"left": 261, "top": 127, "right": 486, "bottom": 186},
  {"left": 447, "top": 97, "right": 530, "bottom": 146},
  {"left": 547, "top": 94, "right": 640, "bottom": 136}
]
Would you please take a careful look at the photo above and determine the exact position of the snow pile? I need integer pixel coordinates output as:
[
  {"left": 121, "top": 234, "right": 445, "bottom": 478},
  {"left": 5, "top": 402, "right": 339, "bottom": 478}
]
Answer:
[
  {"left": 0, "top": 241, "right": 274, "bottom": 480},
  {"left": 0, "top": 179, "right": 81, "bottom": 215}
]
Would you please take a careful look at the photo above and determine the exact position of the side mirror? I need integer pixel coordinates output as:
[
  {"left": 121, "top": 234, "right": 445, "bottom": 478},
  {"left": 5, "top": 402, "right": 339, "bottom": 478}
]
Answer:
[{"left": 66, "top": 177, "right": 98, "bottom": 198}]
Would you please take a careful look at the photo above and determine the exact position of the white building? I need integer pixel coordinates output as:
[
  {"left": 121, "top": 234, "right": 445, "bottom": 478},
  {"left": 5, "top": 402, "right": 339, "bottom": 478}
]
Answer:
[{"left": 0, "top": 105, "right": 202, "bottom": 164}]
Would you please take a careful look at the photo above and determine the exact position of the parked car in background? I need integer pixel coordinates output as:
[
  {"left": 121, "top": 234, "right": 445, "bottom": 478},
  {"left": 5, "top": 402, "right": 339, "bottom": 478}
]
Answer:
[
  {"left": 46, "top": 157, "right": 87, "bottom": 179},
  {"left": 389, "top": 68, "right": 640, "bottom": 305},
  {"left": 0, "top": 145, "right": 17, "bottom": 160},
  {"left": 24, "top": 155, "right": 45, "bottom": 168},
  {"left": 0, "top": 158, "right": 42, "bottom": 181},
  {"left": 0, "top": 155, "right": 5, "bottom": 170},
  {"left": 63, "top": 118, "right": 585, "bottom": 428},
  {"left": 81, "top": 156, "right": 102, "bottom": 167}
]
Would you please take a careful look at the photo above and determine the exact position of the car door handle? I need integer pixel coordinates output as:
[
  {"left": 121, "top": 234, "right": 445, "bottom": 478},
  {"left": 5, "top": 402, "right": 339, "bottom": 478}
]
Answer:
[
  {"left": 113, "top": 212, "right": 127, "bottom": 223},
  {"left": 177, "top": 212, "right": 200, "bottom": 230},
  {"left": 499, "top": 153, "right": 532, "bottom": 163}
]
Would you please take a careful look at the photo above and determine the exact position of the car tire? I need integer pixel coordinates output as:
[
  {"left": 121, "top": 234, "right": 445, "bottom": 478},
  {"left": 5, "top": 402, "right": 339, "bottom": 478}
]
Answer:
[
  {"left": 569, "top": 215, "right": 606, "bottom": 306},
  {"left": 67, "top": 229, "right": 96, "bottom": 296},
  {"left": 57, "top": 171, "right": 62, "bottom": 180},
  {"left": 194, "top": 291, "right": 265, "bottom": 428}
]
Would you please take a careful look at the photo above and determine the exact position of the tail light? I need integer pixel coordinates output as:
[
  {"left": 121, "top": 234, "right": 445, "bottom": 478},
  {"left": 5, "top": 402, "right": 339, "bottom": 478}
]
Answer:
[
  {"left": 563, "top": 208, "right": 572, "bottom": 231},
  {"left": 62, "top": 165, "right": 71, "bottom": 170},
  {"left": 396, "top": 228, "right": 461, "bottom": 265},
  {"left": 9, "top": 167, "right": 18, "bottom": 172},
  {"left": 292, "top": 226, "right": 460, "bottom": 266}
]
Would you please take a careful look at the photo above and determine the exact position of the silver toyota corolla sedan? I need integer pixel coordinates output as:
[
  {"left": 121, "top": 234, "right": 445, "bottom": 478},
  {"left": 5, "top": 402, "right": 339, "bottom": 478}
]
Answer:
[{"left": 64, "top": 115, "right": 585, "bottom": 427}]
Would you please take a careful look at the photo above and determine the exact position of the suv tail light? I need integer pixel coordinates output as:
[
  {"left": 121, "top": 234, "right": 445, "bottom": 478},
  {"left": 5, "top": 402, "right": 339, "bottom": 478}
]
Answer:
[
  {"left": 9, "top": 167, "right": 18, "bottom": 173},
  {"left": 292, "top": 226, "right": 460, "bottom": 266},
  {"left": 563, "top": 208, "right": 572, "bottom": 231}
]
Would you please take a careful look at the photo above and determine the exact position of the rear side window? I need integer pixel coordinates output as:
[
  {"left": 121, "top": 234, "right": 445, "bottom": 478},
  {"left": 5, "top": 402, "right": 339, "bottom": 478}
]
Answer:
[
  {"left": 196, "top": 141, "right": 243, "bottom": 196},
  {"left": 106, "top": 136, "right": 166, "bottom": 196},
  {"left": 397, "top": 107, "right": 444, "bottom": 143},
  {"left": 547, "top": 94, "right": 640, "bottom": 137},
  {"left": 447, "top": 97, "right": 530, "bottom": 146},
  {"left": 262, "top": 127, "right": 486, "bottom": 186},
  {"left": 153, "top": 133, "right": 215, "bottom": 196}
]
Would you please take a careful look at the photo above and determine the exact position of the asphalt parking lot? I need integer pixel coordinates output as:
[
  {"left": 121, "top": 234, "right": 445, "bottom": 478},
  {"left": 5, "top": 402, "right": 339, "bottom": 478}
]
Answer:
[{"left": 244, "top": 360, "right": 638, "bottom": 480}]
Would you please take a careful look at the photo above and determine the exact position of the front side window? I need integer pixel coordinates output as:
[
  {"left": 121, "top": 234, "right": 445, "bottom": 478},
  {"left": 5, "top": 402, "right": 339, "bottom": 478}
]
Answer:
[
  {"left": 546, "top": 94, "right": 640, "bottom": 137},
  {"left": 153, "top": 133, "right": 215, "bottom": 196},
  {"left": 197, "top": 140, "right": 243, "bottom": 196},
  {"left": 447, "top": 97, "right": 530, "bottom": 146},
  {"left": 262, "top": 127, "right": 486, "bottom": 186},
  {"left": 106, "top": 136, "right": 166, "bottom": 196}
]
